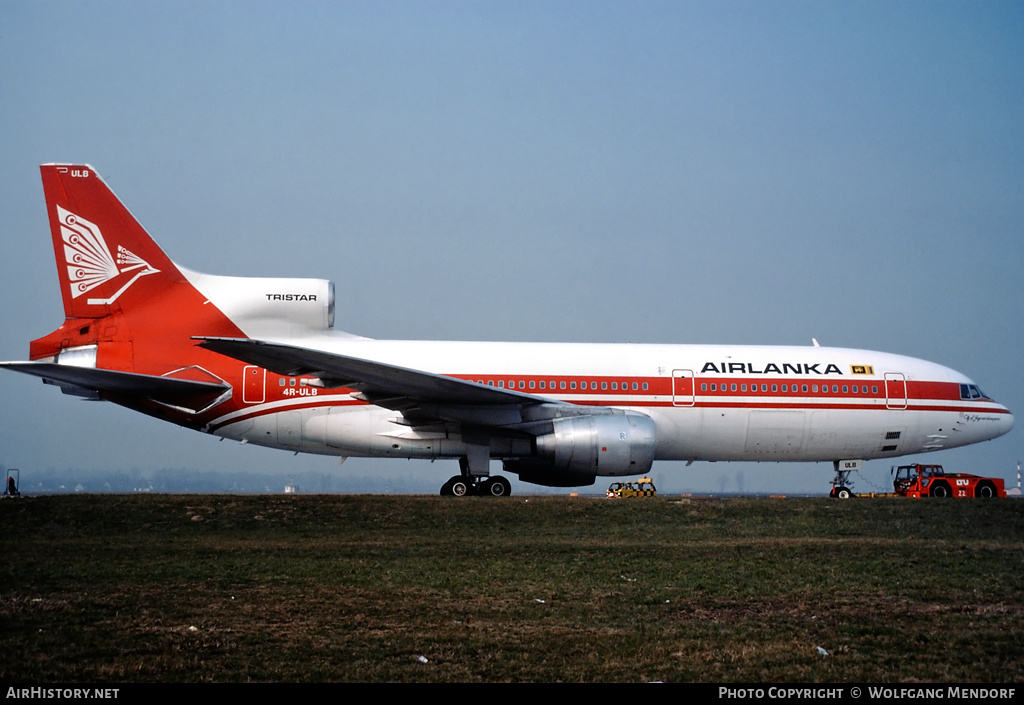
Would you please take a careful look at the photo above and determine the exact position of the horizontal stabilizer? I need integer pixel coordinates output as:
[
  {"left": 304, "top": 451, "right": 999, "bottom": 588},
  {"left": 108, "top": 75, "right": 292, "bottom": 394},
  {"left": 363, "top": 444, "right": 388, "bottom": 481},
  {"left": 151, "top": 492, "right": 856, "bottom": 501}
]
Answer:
[{"left": 0, "top": 362, "right": 229, "bottom": 412}]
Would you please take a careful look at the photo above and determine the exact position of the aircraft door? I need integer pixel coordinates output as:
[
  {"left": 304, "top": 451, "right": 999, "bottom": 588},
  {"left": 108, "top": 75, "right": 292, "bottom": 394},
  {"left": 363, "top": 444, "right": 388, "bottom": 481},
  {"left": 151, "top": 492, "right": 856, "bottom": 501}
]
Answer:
[
  {"left": 885, "top": 372, "right": 907, "bottom": 409},
  {"left": 672, "top": 369, "right": 695, "bottom": 407},
  {"left": 243, "top": 365, "right": 266, "bottom": 404}
]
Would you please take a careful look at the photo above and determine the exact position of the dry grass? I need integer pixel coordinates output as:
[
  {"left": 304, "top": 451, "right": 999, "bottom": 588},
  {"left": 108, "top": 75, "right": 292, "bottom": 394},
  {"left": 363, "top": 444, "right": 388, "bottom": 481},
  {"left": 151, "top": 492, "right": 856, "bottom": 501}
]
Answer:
[{"left": 1, "top": 494, "right": 1021, "bottom": 682}]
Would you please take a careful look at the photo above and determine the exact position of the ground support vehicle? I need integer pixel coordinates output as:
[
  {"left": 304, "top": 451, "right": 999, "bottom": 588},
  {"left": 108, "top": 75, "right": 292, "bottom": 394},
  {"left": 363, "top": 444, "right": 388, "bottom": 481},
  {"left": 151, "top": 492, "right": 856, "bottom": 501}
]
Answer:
[
  {"left": 891, "top": 463, "right": 1005, "bottom": 498},
  {"left": 606, "top": 477, "right": 658, "bottom": 498}
]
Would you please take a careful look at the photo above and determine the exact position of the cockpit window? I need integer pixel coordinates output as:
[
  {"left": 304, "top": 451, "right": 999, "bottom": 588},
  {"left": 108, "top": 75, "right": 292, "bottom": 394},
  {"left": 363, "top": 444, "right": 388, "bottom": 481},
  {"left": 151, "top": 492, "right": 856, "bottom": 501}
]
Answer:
[{"left": 960, "top": 383, "right": 989, "bottom": 400}]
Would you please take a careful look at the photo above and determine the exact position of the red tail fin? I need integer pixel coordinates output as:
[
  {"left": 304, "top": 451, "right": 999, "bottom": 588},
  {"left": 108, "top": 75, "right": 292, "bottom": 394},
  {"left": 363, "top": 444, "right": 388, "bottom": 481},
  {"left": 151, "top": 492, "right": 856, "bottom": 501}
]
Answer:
[
  {"left": 41, "top": 164, "right": 184, "bottom": 319},
  {"left": 31, "top": 165, "right": 243, "bottom": 371}
]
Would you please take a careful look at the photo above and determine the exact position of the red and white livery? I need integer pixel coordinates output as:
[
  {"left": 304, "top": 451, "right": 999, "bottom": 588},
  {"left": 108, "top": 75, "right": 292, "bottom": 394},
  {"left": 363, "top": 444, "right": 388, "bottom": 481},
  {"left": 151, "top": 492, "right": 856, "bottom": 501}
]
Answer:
[{"left": 1, "top": 165, "right": 1014, "bottom": 496}]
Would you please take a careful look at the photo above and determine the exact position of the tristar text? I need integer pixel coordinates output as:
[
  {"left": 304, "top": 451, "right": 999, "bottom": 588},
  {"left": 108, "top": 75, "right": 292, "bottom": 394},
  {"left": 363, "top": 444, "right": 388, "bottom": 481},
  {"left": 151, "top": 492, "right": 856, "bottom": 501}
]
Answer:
[{"left": 265, "top": 294, "right": 317, "bottom": 301}]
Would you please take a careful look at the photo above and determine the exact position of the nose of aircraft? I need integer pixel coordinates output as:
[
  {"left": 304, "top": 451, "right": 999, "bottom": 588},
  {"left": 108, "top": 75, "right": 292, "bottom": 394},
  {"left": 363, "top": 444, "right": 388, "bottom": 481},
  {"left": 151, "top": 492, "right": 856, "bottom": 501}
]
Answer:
[
  {"left": 951, "top": 392, "right": 1013, "bottom": 448},
  {"left": 995, "top": 405, "right": 1015, "bottom": 439},
  {"left": 974, "top": 401, "right": 1015, "bottom": 443}
]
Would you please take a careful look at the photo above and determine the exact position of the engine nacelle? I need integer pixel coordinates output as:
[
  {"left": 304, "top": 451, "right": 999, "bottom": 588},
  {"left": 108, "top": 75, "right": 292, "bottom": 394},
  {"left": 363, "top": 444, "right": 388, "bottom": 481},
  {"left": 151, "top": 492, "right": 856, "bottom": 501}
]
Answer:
[
  {"left": 181, "top": 267, "right": 335, "bottom": 336},
  {"left": 534, "top": 411, "right": 656, "bottom": 477}
]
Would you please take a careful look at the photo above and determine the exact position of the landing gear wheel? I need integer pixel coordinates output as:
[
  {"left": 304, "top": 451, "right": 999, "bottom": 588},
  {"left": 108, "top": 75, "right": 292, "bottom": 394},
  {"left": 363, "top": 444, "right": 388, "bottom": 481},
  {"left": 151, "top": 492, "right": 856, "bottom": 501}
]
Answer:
[
  {"left": 440, "top": 474, "right": 511, "bottom": 497},
  {"left": 485, "top": 476, "right": 511, "bottom": 497},
  {"left": 440, "top": 476, "right": 461, "bottom": 496},
  {"left": 829, "top": 461, "right": 860, "bottom": 499}
]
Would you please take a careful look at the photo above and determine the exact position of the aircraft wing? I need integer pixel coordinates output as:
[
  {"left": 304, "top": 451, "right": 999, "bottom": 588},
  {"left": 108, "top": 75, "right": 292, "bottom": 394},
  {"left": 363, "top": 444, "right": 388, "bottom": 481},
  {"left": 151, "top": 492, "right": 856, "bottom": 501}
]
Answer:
[
  {"left": 0, "top": 361, "right": 230, "bottom": 412},
  {"left": 195, "top": 337, "right": 568, "bottom": 425}
]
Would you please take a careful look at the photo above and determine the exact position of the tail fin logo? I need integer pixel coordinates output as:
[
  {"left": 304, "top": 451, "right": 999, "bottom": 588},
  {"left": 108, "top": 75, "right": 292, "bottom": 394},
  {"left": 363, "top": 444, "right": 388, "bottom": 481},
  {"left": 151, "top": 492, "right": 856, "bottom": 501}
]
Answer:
[{"left": 58, "top": 205, "right": 159, "bottom": 305}]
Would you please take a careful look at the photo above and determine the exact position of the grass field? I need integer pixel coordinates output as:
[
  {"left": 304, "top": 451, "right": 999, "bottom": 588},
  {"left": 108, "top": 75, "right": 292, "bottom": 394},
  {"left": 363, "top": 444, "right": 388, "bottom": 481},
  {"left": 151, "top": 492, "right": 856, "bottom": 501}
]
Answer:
[{"left": 1, "top": 493, "right": 1021, "bottom": 682}]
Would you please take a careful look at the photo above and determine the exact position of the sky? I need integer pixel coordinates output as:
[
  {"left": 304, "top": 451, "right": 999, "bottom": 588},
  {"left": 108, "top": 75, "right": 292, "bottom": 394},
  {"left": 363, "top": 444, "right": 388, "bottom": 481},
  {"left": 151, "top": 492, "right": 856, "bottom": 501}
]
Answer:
[{"left": 1, "top": 1, "right": 1022, "bottom": 495}]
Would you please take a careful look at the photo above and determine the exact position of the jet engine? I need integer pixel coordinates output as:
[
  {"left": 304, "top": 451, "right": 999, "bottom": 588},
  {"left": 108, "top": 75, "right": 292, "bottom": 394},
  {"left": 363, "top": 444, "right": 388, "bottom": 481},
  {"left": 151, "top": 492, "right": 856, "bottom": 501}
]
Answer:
[
  {"left": 535, "top": 411, "right": 657, "bottom": 475},
  {"left": 504, "top": 411, "right": 657, "bottom": 487},
  {"left": 181, "top": 268, "right": 336, "bottom": 335}
]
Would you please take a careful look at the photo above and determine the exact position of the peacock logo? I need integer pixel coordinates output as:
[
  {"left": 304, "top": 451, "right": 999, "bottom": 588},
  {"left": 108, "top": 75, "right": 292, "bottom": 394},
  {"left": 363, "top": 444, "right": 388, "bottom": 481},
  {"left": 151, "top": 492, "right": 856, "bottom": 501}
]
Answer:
[{"left": 58, "top": 205, "right": 159, "bottom": 305}]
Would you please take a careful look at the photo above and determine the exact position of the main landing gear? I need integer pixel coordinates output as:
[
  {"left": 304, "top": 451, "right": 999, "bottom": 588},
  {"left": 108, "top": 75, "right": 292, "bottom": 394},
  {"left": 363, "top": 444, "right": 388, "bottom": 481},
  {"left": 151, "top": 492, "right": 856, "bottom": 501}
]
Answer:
[
  {"left": 440, "top": 474, "right": 512, "bottom": 497},
  {"left": 439, "top": 443, "right": 512, "bottom": 497},
  {"left": 439, "top": 455, "right": 511, "bottom": 497}
]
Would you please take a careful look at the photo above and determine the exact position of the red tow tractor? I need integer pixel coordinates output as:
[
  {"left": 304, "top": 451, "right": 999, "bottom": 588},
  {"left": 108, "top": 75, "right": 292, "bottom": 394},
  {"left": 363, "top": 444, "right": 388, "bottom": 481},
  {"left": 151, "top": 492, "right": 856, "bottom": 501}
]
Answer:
[{"left": 891, "top": 463, "right": 1005, "bottom": 498}]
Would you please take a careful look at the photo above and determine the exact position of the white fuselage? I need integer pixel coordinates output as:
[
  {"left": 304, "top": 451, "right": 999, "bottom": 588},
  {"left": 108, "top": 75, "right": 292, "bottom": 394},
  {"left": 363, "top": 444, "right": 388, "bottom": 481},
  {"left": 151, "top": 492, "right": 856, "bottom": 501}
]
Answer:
[{"left": 205, "top": 335, "right": 1013, "bottom": 472}]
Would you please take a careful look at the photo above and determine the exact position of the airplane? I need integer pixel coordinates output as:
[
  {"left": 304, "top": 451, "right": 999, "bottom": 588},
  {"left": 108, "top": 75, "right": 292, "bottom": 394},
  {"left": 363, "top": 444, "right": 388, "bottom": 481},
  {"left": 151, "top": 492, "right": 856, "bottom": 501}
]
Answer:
[{"left": 0, "top": 164, "right": 1014, "bottom": 497}]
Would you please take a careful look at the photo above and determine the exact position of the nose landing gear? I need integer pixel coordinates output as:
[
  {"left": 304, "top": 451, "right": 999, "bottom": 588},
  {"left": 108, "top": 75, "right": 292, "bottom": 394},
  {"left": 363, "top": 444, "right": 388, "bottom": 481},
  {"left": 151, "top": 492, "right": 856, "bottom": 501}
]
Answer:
[{"left": 829, "top": 459, "right": 862, "bottom": 499}]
